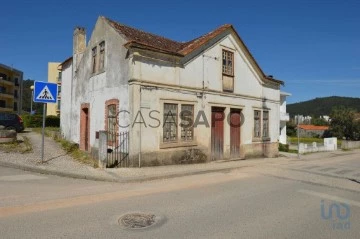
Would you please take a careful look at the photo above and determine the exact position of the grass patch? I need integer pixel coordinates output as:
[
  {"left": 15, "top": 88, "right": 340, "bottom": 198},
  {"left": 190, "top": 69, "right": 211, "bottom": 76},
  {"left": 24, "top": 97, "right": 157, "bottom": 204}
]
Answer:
[
  {"left": 288, "top": 149, "right": 298, "bottom": 154},
  {"left": 55, "top": 138, "right": 98, "bottom": 168},
  {"left": 0, "top": 136, "right": 33, "bottom": 154},
  {"left": 32, "top": 127, "right": 60, "bottom": 137},
  {"left": 32, "top": 128, "right": 98, "bottom": 168}
]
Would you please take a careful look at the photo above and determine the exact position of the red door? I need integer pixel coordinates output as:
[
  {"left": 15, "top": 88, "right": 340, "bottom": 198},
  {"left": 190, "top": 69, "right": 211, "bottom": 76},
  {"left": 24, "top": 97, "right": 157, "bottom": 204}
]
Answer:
[
  {"left": 230, "top": 109, "right": 241, "bottom": 157},
  {"left": 211, "top": 107, "right": 225, "bottom": 160}
]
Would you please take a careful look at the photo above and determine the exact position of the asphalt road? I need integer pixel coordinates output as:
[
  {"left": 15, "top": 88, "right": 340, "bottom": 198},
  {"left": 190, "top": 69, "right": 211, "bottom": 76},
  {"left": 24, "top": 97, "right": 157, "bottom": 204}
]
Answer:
[{"left": 0, "top": 159, "right": 359, "bottom": 239}]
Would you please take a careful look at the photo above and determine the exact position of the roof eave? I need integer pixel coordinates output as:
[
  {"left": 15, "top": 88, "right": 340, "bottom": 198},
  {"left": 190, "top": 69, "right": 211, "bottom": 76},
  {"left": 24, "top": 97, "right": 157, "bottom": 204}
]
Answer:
[{"left": 124, "top": 41, "right": 184, "bottom": 57}]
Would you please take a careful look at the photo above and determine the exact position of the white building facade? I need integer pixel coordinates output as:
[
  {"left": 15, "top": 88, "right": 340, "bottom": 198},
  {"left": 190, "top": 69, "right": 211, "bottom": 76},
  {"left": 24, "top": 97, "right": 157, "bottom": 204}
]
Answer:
[
  {"left": 279, "top": 92, "right": 291, "bottom": 144},
  {"left": 61, "top": 16, "right": 285, "bottom": 166}
]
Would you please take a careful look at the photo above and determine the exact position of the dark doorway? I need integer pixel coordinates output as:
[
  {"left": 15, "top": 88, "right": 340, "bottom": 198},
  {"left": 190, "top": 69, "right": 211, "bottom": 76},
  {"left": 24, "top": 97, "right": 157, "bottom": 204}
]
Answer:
[
  {"left": 230, "top": 109, "right": 241, "bottom": 157},
  {"left": 80, "top": 104, "right": 90, "bottom": 151},
  {"left": 211, "top": 107, "right": 225, "bottom": 160}
]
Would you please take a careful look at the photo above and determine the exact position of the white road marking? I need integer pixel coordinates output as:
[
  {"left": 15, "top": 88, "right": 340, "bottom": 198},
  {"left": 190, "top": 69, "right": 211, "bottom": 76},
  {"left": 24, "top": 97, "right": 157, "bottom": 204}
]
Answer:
[
  {"left": 0, "top": 174, "right": 47, "bottom": 182},
  {"left": 298, "top": 189, "right": 360, "bottom": 208}
]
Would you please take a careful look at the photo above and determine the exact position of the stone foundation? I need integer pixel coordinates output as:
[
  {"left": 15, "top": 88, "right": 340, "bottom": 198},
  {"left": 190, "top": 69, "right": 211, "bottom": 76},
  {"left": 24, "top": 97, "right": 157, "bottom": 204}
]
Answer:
[
  {"left": 129, "top": 147, "right": 209, "bottom": 167},
  {"left": 125, "top": 142, "right": 279, "bottom": 167}
]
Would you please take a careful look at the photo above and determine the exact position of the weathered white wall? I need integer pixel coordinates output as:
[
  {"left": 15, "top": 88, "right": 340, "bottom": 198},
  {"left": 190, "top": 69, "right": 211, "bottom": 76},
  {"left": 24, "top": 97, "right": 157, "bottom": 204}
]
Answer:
[
  {"left": 63, "top": 17, "right": 130, "bottom": 147},
  {"left": 60, "top": 60, "right": 73, "bottom": 141},
  {"left": 128, "top": 31, "right": 281, "bottom": 158}
]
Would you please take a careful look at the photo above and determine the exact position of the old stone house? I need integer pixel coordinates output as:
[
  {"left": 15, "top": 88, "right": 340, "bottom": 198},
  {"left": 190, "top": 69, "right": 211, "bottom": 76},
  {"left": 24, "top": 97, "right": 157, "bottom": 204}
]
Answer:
[
  {"left": 60, "top": 16, "right": 284, "bottom": 167},
  {"left": 297, "top": 124, "right": 329, "bottom": 138}
]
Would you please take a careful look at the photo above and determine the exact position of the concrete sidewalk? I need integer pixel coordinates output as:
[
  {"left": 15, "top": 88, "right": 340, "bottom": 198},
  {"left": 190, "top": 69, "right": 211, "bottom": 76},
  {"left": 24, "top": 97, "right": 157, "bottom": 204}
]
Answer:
[{"left": 1, "top": 130, "right": 358, "bottom": 183}]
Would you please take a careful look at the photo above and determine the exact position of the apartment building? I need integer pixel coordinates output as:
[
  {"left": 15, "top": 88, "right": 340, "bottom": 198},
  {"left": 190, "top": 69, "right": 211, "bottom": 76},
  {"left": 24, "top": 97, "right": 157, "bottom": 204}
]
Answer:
[
  {"left": 46, "top": 62, "right": 61, "bottom": 116},
  {"left": 0, "top": 63, "right": 23, "bottom": 114}
]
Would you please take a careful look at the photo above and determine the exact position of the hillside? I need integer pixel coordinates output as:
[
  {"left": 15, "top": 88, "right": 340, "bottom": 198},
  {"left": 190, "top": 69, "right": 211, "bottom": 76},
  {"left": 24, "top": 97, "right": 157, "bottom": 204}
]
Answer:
[{"left": 287, "top": 96, "right": 360, "bottom": 117}]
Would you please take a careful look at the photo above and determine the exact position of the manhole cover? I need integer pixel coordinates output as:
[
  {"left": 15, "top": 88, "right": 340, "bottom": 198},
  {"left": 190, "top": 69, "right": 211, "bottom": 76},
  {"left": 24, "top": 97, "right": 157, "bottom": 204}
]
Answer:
[{"left": 119, "top": 213, "right": 157, "bottom": 229}]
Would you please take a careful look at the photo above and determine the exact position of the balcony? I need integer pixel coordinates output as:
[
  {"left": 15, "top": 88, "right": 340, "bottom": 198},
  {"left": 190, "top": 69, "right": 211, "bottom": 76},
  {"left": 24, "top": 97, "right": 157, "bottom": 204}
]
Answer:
[
  {"left": 0, "top": 77, "right": 14, "bottom": 86},
  {"left": 0, "top": 105, "right": 13, "bottom": 112},
  {"left": 0, "top": 91, "right": 14, "bottom": 99},
  {"left": 280, "top": 112, "right": 290, "bottom": 122}
]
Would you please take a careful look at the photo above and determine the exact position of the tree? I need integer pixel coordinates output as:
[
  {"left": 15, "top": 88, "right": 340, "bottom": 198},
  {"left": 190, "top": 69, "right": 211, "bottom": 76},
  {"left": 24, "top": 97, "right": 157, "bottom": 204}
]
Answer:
[
  {"left": 329, "top": 106, "right": 359, "bottom": 140},
  {"left": 22, "top": 79, "right": 43, "bottom": 114},
  {"left": 286, "top": 121, "right": 297, "bottom": 137},
  {"left": 311, "top": 117, "right": 329, "bottom": 126}
]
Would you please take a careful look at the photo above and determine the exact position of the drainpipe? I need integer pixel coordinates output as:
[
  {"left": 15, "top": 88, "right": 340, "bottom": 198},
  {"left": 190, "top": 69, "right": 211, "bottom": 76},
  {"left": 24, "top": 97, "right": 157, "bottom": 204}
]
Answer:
[{"left": 138, "top": 86, "right": 142, "bottom": 168}]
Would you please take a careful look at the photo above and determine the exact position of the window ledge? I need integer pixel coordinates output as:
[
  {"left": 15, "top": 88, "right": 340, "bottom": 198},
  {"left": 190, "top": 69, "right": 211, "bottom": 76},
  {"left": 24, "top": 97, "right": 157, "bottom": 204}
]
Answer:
[
  {"left": 160, "top": 141, "right": 197, "bottom": 149},
  {"left": 222, "top": 73, "right": 234, "bottom": 77},
  {"left": 252, "top": 137, "right": 271, "bottom": 142},
  {"left": 90, "top": 69, "right": 105, "bottom": 78}
]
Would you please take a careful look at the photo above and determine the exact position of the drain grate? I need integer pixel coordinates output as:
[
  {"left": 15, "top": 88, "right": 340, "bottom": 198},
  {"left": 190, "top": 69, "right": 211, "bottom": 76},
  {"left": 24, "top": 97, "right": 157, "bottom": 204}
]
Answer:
[{"left": 119, "top": 213, "right": 156, "bottom": 229}]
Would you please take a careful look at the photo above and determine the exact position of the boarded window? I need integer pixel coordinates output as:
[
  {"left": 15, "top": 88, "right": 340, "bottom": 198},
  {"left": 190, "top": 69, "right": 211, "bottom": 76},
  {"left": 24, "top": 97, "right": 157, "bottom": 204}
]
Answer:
[
  {"left": 263, "top": 111, "right": 269, "bottom": 138},
  {"left": 254, "top": 110, "right": 261, "bottom": 138},
  {"left": 180, "top": 104, "right": 194, "bottom": 141},
  {"left": 99, "top": 41, "right": 105, "bottom": 71},
  {"left": 222, "top": 50, "right": 234, "bottom": 76},
  {"left": 107, "top": 104, "right": 117, "bottom": 143},
  {"left": 163, "top": 103, "right": 178, "bottom": 142},
  {"left": 92, "top": 47, "right": 97, "bottom": 73}
]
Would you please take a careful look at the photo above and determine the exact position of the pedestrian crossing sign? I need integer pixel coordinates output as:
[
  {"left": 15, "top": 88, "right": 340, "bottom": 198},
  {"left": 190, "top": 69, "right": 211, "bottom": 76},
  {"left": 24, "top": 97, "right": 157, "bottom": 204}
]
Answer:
[{"left": 33, "top": 81, "right": 58, "bottom": 103}]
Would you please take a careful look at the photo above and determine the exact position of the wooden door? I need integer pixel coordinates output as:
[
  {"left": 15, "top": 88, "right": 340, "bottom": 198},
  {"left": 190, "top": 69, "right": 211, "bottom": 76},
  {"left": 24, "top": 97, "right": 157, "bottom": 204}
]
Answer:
[
  {"left": 211, "top": 107, "right": 224, "bottom": 160},
  {"left": 230, "top": 109, "right": 241, "bottom": 157},
  {"left": 84, "top": 108, "right": 89, "bottom": 151}
]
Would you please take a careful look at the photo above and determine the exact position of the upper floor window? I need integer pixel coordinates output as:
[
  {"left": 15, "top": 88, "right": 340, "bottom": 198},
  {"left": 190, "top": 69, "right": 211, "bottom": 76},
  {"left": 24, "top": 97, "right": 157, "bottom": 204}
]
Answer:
[
  {"left": 99, "top": 41, "right": 105, "bottom": 71},
  {"left": 92, "top": 47, "right": 97, "bottom": 73},
  {"left": 222, "top": 50, "right": 234, "bottom": 76}
]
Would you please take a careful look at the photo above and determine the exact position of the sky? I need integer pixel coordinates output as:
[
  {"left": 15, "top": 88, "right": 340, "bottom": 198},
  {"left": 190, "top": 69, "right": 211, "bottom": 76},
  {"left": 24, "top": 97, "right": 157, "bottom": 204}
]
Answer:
[{"left": 0, "top": 0, "right": 359, "bottom": 103}]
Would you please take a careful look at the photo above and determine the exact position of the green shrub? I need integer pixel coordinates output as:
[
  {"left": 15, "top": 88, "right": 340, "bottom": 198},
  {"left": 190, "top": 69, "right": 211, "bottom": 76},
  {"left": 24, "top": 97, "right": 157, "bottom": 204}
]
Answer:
[
  {"left": 21, "top": 114, "right": 42, "bottom": 128},
  {"left": 45, "top": 116, "right": 60, "bottom": 127},
  {"left": 21, "top": 114, "right": 60, "bottom": 128},
  {"left": 279, "top": 143, "right": 289, "bottom": 152}
]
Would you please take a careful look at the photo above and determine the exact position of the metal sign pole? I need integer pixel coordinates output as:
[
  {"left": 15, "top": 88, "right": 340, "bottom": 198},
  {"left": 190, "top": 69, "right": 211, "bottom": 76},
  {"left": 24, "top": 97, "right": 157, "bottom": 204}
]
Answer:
[{"left": 41, "top": 103, "right": 46, "bottom": 163}]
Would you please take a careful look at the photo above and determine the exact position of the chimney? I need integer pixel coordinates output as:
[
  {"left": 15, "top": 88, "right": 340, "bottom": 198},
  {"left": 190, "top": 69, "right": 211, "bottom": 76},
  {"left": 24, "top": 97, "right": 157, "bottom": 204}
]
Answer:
[{"left": 73, "top": 27, "right": 86, "bottom": 71}]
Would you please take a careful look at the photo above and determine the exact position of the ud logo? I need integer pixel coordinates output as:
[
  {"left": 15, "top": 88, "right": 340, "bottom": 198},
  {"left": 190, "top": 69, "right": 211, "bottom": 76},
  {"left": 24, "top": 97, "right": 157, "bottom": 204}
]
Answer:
[{"left": 321, "top": 200, "right": 351, "bottom": 230}]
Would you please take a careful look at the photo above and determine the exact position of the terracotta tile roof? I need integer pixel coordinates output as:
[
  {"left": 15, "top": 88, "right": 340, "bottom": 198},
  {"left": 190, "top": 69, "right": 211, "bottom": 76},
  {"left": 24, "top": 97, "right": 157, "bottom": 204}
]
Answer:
[
  {"left": 103, "top": 16, "right": 283, "bottom": 85},
  {"left": 59, "top": 56, "right": 73, "bottom": 66},
  {"left": 105, "top": 16, "right": 233, "bottom": 57},
  {"left": 105, "top": 17, "right": 185, "bottom": 54},
  {"left": 178, "top": 24, "right": 232, "bottom": 55},
  {"left": 298, "top": 125, "right": 329, "bottom": 131}
]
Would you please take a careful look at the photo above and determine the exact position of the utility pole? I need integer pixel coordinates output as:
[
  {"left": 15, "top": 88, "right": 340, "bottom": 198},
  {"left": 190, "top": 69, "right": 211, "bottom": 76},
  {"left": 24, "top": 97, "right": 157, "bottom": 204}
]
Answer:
[
  {"left": 297, "top": 114, "right": 300, "bottom": 159},
  {"left": 30, "top": 85, "right": 34, "bottom": 114}
]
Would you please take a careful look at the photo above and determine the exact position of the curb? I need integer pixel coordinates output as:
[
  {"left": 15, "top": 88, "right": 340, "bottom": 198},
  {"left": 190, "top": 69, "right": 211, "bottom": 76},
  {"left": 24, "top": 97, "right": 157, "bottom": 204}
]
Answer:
[
  {"left": 0, "top": 160, "right": 250, "bottom": 183},
  {"left": 0, "top": 160, "right": 116, "bottom": 182}
]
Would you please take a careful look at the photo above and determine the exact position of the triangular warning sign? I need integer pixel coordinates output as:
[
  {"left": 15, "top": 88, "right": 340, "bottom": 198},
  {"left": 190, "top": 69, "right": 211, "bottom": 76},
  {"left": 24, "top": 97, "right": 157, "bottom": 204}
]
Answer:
[{"left": 36, "top": 85, "right": 55, "bottom": 101}]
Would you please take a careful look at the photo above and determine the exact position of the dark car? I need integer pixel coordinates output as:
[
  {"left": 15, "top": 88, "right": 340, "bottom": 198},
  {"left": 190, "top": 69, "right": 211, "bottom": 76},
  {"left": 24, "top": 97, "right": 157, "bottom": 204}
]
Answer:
[{"left": 0, "top": 112, "right": 24, "bottom": 132}]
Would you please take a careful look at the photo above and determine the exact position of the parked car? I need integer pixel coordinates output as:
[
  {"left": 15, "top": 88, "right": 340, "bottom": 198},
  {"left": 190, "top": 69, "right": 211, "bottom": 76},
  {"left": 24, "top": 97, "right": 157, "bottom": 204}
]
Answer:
[{"left": 0, "top": 112, "right": 24, "bottom": 132}]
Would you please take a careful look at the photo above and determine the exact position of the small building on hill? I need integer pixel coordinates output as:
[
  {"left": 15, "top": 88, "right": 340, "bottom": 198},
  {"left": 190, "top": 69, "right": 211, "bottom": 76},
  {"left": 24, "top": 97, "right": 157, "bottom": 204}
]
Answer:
[{"left": 297, "top": 124, "right": 329, "bottom": 138}]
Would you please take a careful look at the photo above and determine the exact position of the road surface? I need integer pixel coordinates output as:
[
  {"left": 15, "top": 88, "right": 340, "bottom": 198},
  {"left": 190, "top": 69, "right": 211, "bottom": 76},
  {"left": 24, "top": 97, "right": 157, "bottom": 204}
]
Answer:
[{"left": 0, "top": 154, "right": 359, "bottom": 239}]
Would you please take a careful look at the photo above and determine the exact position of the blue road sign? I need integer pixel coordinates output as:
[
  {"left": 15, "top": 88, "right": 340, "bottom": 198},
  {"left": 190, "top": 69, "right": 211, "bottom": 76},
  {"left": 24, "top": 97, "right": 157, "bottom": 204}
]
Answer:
[{"left": 33, "top": 81, "right": 58, "bottom": 104}]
